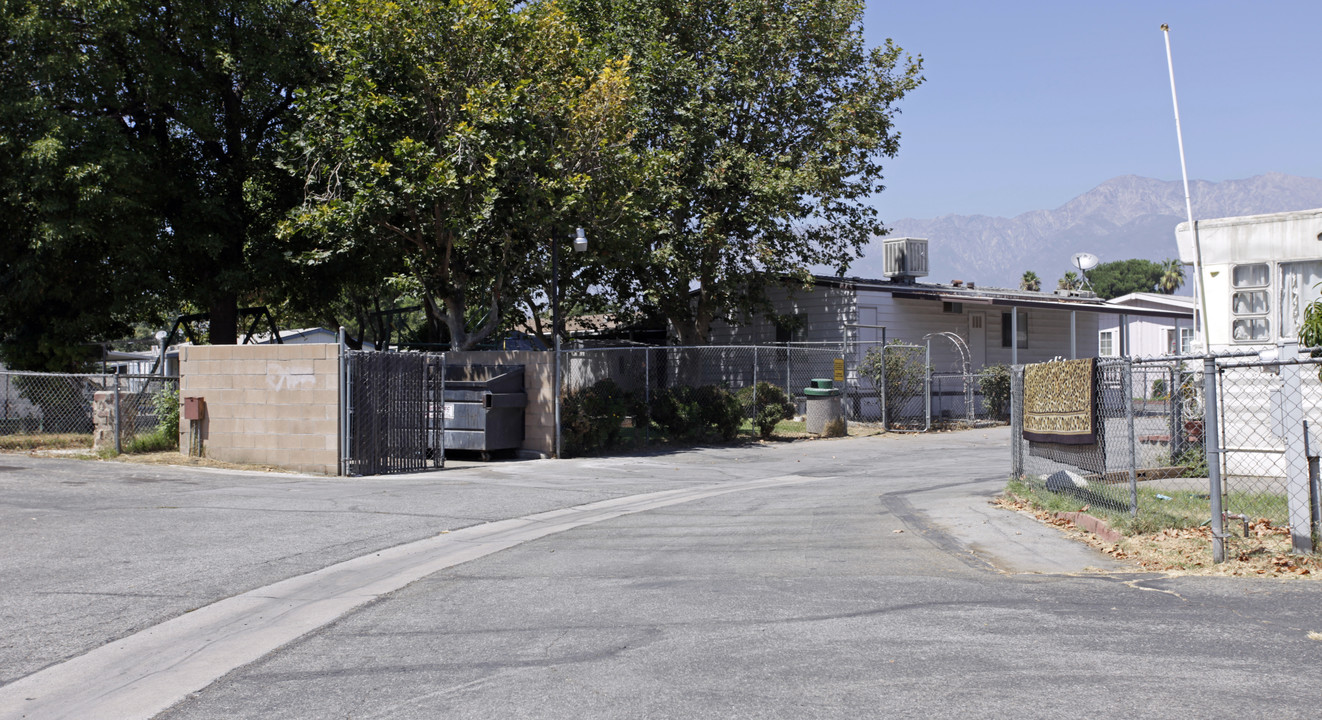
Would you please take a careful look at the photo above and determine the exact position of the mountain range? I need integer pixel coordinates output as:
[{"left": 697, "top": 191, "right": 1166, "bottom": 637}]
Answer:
[{"left": 851, "top": 173, "right": 1322, "bottom": 289}]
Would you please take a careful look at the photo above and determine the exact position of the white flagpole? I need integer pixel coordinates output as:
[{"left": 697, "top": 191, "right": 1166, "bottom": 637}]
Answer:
[{"left": 1162, "top": 23, "right": 1209, "bottom": 349}]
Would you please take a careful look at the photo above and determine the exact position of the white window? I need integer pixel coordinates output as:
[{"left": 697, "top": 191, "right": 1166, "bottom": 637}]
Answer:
[
  {"left": 1099, "top": 329, "right": 1117, "bottom": 357},
  {"left": 1231, "top": 263, "right": 1271, "bottom": 342},
  {"left": 1164, "top": 327, "right": 1194, "bottom": 355}
]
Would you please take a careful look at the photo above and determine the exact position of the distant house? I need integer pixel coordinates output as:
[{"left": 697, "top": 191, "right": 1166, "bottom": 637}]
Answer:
[
  {"left": 1098, "top": 292, "right": 1196, "bottom": 358},
  {"left": 1175, "top": 208, "right": 1322, "bottom": 351},
  {"left": 250, "top": 327, "right": 375, "bottom": 349},
  {"left": 709, "top": 239, "right": 1190, "bottom": 375}
]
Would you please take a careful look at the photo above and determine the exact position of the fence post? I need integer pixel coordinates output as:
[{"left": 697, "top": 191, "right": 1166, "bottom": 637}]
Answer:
[
  {"left": 554, "top": 343, "right": 562, "bottom": 459},
  {"left": 338, "top": 328, "right": 347, "bottom": 476},
  {"left": 777, "top": 346, "right": 787, "bottom": 401},
  {"left": 924, "top": 341, "right": 932, "bottom": 432},
  {"left": 113, "top": 374, "right": 122, "bottom": 454},
  {"left": 644, "top": 349, "right": 651, "bottom": 447},
  {"left": 880, "top": 345, "right": 888, "bottom": 431},
  {"left": 1204, "top": 356, "right": 1225, "bottom": 563},
  {"left": 1124, "top": 360, "right": 1138, "bottom": 517},
  {"left": 753, "top": 346, "right": 759, "bottom": 430},
  {"left": 1011, "top": 366, "right": 1023, "bottom": 478},
  {"left": 1170, "top": 365, "right": 1184, "bottom": 460},
  {"left": 1279, "top": 343, "right": 1313, "bottom": 554},
  {"left": 1306, "top": 420, "right": 1320, "bottom": 551}
]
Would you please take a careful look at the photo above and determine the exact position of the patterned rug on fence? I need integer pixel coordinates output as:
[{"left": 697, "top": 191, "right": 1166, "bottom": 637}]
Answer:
[{"left": 1023, "top": 358, "right": 1097, "bottom": 445}]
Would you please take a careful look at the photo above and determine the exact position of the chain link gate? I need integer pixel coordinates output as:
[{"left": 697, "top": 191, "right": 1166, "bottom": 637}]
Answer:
[{"left": 343, "top": 351, "right": 445, "bottom": 476}]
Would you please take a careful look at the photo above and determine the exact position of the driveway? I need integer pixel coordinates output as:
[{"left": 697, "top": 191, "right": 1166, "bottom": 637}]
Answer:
[{"left": 2, "top": 428, "right": 1319, "bottom": 718}]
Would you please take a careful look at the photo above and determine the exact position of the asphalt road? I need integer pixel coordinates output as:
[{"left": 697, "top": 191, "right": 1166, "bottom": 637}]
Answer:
[{"left": 2, "top": 428, "right": 1320, "bottom": 718}]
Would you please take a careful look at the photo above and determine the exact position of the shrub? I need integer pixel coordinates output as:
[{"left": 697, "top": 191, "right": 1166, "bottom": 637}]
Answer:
[
  {"left": 651, "top": 386, "right": 702, "bottom": 438},
  {"left": 124, "top": 384, "right": 180, "bottom": 454},
  {"left": 737, "top": 382, "right": 795, "bottom": 439},
  {"left": 652, "top": 384, "right": 743, "bottom": 441},
  {"left": 978, "top": 364, "right": 1012, "bottom": 421},
  {"left": 1151, "top": 377, "right": 1168, "bottom": 399},
  {"left": 1174, "top": 444, "right": 1208, "bottom": 478},
  {"left": 858, "top": 340, "right": 930, "bottom": 423},
  {"left": 699, "top": 386, "right": 743, "bottom": 441},
  {"left": 561, "top": 379, "right": 633, "bottom": 457}
]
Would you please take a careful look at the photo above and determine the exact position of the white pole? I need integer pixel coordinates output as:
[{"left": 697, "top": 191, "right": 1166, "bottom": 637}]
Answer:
[{"left": 1162, "top": 24, "right": 1210, "bottom": 349}]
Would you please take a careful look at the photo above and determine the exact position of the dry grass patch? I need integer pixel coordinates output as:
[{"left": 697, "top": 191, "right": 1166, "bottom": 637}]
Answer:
[
  {"left": 996, "top": 489, "right": 1322, "bottom": 580},
  {"left": 106, "top": 451, "right": 301, "bottom": 474},
  {"left": 0, "top": 433, "right": 93, "bottom": 452}
]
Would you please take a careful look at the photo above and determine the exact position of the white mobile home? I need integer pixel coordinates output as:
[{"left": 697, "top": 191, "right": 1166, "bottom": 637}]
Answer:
[
  {"left": 712, "top": 238, "right": 1189, "bottom": 374},
  {"left": 1175, "top": 209, "right": 1322, "bottom": 481},
  {"left": 1175, "top": 208, "right": 1322, "bottom": 351}
]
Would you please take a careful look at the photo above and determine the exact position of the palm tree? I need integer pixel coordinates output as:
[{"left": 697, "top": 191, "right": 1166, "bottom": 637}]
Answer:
[
  {"left": 1158, "top": 259, "right": 1185, "bottom": 294},
  {"left": 1020, "top": 271, "right": 1041, "bottom": 292},
  {"left": 1057, "top": 271, "right": 1079, "bottom": 291}
]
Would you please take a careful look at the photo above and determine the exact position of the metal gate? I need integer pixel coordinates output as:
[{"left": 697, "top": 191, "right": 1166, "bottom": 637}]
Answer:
[{"left": 343, "top": 351, "right": 445, "bottom": 476}]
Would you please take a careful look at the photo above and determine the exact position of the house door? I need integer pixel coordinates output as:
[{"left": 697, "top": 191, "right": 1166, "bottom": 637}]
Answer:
[{"left": 968, "top": 312, "right": 986, "bottom": 367}]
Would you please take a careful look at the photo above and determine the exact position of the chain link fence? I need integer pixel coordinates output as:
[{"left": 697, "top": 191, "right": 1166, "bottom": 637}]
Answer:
[
  {"left": 1011, "top": 350, "right": 1322, "bottom": 560},
  {"left": 558, "top": 345, "right": 840, "bottom": 456},
  {"left": 558, "top": 343, "right": 1012, "bottom": 457},
  {"left": 1, "top": 371, "right": 179, "bottom": 451},
  {"left": 1214, "top": 355, "right": 1322, "bottom": 558}
]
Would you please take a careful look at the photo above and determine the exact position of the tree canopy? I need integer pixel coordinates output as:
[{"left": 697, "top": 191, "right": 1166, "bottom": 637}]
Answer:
[
  {"left": 3, "top": 0, "right": 924, "bottom": 360},
  {"left": 282, "top": 0, "right": 635, "bottom": 350},
  {"left": 1085, "top": 259, "right": 1172, "bottom": 300},
  {"left": 564, "top": 0, "right": 923, "bottom": 344},
  {"left": 0, "top": 0, "right": 321, "bottom": 368}
]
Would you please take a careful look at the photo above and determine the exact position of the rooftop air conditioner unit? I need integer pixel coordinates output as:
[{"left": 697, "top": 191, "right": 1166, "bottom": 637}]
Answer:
[{"left": 883, "top": 237, "right": 929, "bottom": 281}]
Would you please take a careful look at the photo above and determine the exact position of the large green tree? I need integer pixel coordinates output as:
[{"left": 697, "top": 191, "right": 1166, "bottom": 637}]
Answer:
[
  {"left": 1, "top": 0, "right": 320, "bottom": 367},
  {"left": 283, "top": 0, "right": 635, "bottom": 350},
  {"left": 1085, "top": 259, "right": 1167, "bottom": 300},
  {"left": 565, "top": 0, "right": 923, "bottom": 344}
]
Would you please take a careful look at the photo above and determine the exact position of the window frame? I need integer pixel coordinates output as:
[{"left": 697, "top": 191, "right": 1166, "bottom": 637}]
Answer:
[
  {"left": 1000, "top": 310, "right": 1028, "bottom": 348},
  {"left": 1231, "top": 263, "right": 1272, "bottom": 343},
  {"left": 1099, "top": 329, "right": 1117, "bottom": 357}
]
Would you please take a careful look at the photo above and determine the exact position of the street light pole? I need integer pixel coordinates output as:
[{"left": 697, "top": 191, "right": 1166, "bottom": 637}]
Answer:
[{"left": 553, "top": 228, "right": 587, "bottom": 459}]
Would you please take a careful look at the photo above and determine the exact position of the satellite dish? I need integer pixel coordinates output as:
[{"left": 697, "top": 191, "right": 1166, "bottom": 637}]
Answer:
[{"left": 1071, "top": 252, "right": 1099, "bottom": 271}]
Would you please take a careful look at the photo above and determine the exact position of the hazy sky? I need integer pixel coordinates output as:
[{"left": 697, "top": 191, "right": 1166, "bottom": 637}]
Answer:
[{"left": 862, "top": 1, "right": 1322, "bottom": 221}]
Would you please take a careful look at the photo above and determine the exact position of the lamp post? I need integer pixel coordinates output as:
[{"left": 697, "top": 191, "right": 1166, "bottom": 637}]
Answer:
[{"left": 553, "top": 227, "right": 587, "bottom": 458}]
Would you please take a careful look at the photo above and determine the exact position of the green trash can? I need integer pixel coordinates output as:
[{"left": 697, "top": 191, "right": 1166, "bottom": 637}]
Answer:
[{"left": 804, "top": 379, "right": 845, "bottom": 434}]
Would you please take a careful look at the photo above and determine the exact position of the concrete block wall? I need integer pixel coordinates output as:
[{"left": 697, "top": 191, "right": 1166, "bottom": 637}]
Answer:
[
  {"left": 447, "top": 351, "right": 553, "bottom": 458},
  {"left": 178, "top": 345, "right": 340, "bottom": 475}
]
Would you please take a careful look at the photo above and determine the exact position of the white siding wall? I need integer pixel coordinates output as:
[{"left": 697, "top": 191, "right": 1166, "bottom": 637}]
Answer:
[
  {"left": 859, "top": 290, "right": 1101, "bottom": 370},
  {"left": 708, "top": 285, "right": 854, "bottom": 346},
  {"left": 713, "top": 285, "right": 1108, "bottom": 370},
  {"left": 1097, "top": 314, "right": 1190, "bottom": 358},
  {"left": 984, "top": 306, "right": 1100, "bottom": 366}
]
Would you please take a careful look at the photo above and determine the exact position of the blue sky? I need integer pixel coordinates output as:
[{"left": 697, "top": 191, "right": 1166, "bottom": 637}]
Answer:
[{"left": 862, "top": 1, "right": 1322, "bottom": 220}]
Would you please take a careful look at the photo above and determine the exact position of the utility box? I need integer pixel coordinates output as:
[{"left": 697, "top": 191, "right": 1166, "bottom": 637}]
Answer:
[
  {"left": 443, "top": 365, "right": 526, "bottom": 458},
  {"left": 183, "top": 396, "right": 205, "bottom": 421},
  {"left": 804, "top": 379, "right": 844, "bottom": 435}
]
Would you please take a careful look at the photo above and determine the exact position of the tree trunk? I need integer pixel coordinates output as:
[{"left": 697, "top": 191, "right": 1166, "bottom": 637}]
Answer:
[{"left": 209, "top": 293, "right": 238, "bottom": 345}]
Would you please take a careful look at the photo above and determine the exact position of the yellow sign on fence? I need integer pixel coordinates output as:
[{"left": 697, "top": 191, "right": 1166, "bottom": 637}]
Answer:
[{"left": 833, "top": 358, "right": 845, "bottom": 382}]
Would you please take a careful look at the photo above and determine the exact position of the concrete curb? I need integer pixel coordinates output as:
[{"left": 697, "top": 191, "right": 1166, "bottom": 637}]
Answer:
[{"left": 1055, "top": 511, "right": 1123, "bottom": 544}]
